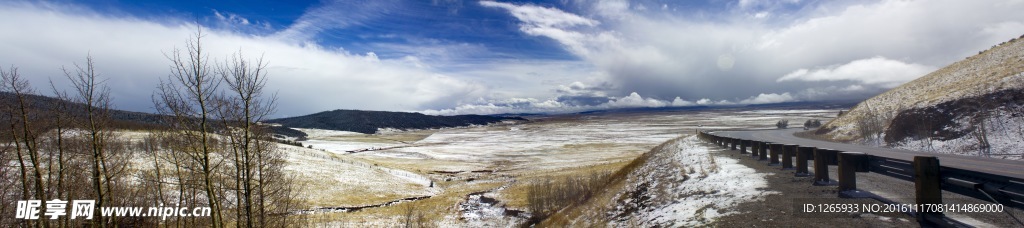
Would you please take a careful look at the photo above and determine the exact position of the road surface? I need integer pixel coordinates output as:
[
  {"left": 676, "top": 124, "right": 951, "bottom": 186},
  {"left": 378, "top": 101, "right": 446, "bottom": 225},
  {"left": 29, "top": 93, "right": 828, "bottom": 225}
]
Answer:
[{"left": 712, "top": 128, "right": 1024, "bottom": 179}]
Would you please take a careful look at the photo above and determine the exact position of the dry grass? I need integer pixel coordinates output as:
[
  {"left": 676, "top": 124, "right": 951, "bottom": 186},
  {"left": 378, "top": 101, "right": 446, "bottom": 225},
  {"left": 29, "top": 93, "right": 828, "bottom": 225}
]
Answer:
[
  {"left": 531, "top": 137, "right": 684, "bottom": 227},
  {"left": 293, "top": 179, "right": 504, "bottom": 227},
  {"left": 497, "top": 160, "right": 634, "bottom": 210}
]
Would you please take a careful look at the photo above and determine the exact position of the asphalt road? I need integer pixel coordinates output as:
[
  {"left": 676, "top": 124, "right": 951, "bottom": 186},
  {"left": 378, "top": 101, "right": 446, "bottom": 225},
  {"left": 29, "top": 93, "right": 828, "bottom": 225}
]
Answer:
[{"left": 712, "top": 128, "right": 1024, "bottom": 179}]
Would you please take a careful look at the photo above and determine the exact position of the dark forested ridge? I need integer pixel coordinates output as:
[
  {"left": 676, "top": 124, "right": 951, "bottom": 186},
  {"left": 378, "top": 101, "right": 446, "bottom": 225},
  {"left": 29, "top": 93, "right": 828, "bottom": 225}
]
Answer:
[
  {"left": 1, "top": 92, "right": 525, "bottom": 137},
  {"left": 266, "top": 109, "right": 527, "bottom": 134},
  {"left": 0, "top": 91, "right": 168, "bottom": 132}
]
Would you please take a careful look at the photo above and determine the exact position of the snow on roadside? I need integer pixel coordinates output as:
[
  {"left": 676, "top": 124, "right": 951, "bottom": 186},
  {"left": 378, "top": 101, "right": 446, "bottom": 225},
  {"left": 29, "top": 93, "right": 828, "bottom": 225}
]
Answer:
[{"left": 612, "top": 136, "right": 775, "bottom": 227}]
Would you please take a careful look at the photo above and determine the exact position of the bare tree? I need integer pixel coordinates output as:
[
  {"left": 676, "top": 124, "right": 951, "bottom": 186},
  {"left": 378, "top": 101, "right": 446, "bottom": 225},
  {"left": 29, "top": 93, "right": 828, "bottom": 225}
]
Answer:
[
  {"left": 215, "top": 50, "right": 278, "bottom": 227},
  {"left": 913, "top": 113, "right": 936, "bottom": 152},
  {"left": 154, "top": 26, "right": 225, "bottom": 227},
  {"left": 970, "top": 94, "right": 997, "bottom": 157},
  {"left": 62, "top": 54, "right": 117, "bottom": 226},
  {"left": 0, "top": 67, "right": 27, "bottom": 227},
  {"left": 46, "top": 79, "right": 73, "bottom": 228},
  {"left": 1, "top": 66, "right": 48, "bottom": 228},
  {"left": 856, "top": 103, "right": 889, "bottom": 146}
]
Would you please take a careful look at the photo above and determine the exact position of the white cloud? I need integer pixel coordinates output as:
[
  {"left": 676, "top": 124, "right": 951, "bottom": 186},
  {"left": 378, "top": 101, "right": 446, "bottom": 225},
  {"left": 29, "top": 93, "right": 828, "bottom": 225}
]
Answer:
[
  {"left": 606, "top": 92, "right": 668, "bottom": 108},
  {"left": 5, "top": 0, "right": 1024, "bottom": 116},
  {"left": 0, "top": 2, "right": 484, "bottom": 117},
  {"left": 424, "top": 88, "right": 747, "bottom": 115},
  {"left": 480, "top": 1, "right": 604, "bottom": 56},
  {"left": 777, "top": 56, "right": 935, "bottom": 88},
  {"left": 480, "top": 1, "right": 598, "bottom": 28},
  {"left": 671, "top": 97, "right": 695, "bottom": 106},
  {"left": 738, "top": 93, "right": 796, "bottom": 104},
  {"left": 485, "top": 0, "right": 1024, "bottom": 109},
  {"left": 213, "top": 10, "right": 249, "bottom": 26},
  {"left": 272, "top": 0, "right": 400, "bottom": 42}
]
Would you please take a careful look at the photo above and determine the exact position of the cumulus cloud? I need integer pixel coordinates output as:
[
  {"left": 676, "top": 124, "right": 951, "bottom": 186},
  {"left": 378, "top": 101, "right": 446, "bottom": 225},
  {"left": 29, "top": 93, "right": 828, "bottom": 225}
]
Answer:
[
  {"left": 606, "top": 92, "right": 668, "bottom": 108},
  {"left": 738, "top": 93, "right": 796, "bottom": 104},
  {"left": 484, "top": 0, "right": 1024, "bottom": 108},
  {"left": 777, "top": 56, "right": 935, "bottom": 88},
  {"left": 424, "top": 82, "right": 751, "bottom": 115}
]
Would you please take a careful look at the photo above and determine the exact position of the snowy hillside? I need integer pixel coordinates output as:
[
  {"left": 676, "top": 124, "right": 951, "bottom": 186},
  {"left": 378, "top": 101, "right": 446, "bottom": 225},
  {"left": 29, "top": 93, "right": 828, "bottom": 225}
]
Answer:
[
  {"left": 819, "top": 35, "right": 1024, "bottom": 159},
  {"left": 607, "top": 136, "right": 775, "bottom": 227}
]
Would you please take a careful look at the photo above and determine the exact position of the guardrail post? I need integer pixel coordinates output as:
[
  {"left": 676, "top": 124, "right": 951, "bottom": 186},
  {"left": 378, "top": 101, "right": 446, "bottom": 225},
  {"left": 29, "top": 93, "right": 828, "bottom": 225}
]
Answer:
[
  {"left": 750, "top": 141, "right": 757, "bottom": 157},
  {"left": 838, "top": 152, "right": 867, "bottom": 194},
  {"left": 813, "top": 148, "right": 837, "bottom": 185},
  {"left": 730, "top": 138, "right": 738, "bottom": 150},
  {"left": 914, "top": 156, "right": 942, "bottom": 222},
  {"left": 782, "top": 145, "right": 797, "bottom": 169},
  {"left": 758, "top": 142, "right": 769, "bottom": 161},
  {"left": 768, "top": 143, "right": 781, "bottom": 165},
  {"left": 739, "top": 140, "right": 749, "bottom": 154},
  {"left": 795, "top": 146, "right": 814, "bottom": 177}
]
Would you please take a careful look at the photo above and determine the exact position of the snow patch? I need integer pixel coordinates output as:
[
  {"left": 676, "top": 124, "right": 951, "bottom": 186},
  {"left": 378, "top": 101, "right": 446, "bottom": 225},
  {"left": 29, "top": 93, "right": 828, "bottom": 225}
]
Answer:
[{"left": 612, "top": 136, "right": 776, "bottom": 226}]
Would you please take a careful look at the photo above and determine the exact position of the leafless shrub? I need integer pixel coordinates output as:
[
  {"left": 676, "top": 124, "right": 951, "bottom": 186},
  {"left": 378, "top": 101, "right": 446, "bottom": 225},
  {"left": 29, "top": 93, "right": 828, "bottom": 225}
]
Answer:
[
  {"left": 776, "top": 120, "right": 789, "bottom": 129},
  {"left": 526, "top": 171, "right": 611, "bottom": 224},
  {"left": 856, "top": 103, "right": 890, "bottom": 146}
]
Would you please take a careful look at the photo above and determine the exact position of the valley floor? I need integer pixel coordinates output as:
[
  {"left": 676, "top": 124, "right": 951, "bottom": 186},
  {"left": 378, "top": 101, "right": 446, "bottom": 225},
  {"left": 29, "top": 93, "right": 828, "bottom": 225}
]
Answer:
[{"left": 277, "top": 109, "right": 842, "bottom": 226}]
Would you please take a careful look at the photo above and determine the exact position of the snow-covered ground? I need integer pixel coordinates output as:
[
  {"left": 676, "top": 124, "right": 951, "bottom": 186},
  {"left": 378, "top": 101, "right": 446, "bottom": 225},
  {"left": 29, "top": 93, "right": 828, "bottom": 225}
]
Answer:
[
  {"left": 279, "top": 144, "right": 438, "bottom": 208},
  {"left": 282, "top": 109, "right": 840, "bottom": 226},
  {"left": 890, "top": 110, "right": 1024, "bottom": 160},
  {"left": 610, "top": 136, "right": 776, "bottom": 227}
]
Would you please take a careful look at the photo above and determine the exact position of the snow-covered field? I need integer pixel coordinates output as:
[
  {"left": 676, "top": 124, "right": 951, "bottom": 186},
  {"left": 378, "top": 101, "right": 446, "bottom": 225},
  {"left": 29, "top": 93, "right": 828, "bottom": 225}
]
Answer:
[{"left": 281, "top": 109, "right": 840, "bottom": 226}]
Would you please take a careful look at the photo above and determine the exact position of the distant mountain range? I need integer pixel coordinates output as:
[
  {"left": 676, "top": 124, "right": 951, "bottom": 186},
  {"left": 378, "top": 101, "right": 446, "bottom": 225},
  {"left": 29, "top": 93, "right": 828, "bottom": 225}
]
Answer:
[{"left": 265, "top": 109, "right": 527, "bottom": 134}]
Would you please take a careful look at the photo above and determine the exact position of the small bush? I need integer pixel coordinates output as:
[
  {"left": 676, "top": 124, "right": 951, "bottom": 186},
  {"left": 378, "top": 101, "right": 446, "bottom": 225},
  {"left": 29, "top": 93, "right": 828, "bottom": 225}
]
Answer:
[
  {"left": 803, "top": 119, "right": 822, "bottom": 128},
  {"left": 776, "top": 120, "right": 789, "bottom": 129}
]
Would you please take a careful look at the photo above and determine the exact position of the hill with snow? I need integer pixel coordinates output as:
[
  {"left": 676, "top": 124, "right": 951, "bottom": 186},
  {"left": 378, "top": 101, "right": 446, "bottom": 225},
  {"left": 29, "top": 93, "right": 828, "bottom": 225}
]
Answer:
[{"left": 817, "top": 35, "right": 1024, "bottom": 159}]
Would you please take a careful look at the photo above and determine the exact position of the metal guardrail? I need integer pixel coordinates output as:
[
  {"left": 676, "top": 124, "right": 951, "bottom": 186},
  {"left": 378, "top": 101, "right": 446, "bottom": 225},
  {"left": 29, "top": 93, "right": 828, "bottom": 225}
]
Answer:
[{"left": 696, "top": 130, "right": 1024, "bottom": 226}]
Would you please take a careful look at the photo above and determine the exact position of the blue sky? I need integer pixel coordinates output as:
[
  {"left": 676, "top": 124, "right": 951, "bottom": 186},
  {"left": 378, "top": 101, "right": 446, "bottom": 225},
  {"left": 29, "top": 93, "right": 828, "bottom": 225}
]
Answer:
[
  {"left": 2, "top": 0, "right": 1023, "bottom": 116},
  {"left": 90, "top": 0, "right": 581, "bottom": 63}
]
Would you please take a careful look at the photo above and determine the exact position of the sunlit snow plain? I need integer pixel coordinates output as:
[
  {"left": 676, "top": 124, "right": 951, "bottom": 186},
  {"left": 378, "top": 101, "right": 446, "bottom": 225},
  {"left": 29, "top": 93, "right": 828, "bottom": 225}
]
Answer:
[{"left": 282, "top": 109, "right": 840, "bottom": 226}]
